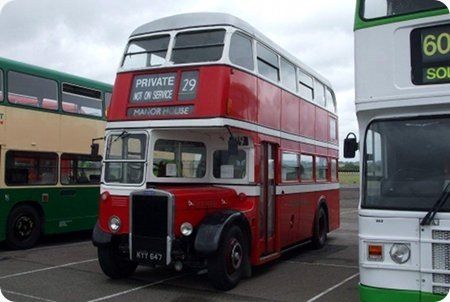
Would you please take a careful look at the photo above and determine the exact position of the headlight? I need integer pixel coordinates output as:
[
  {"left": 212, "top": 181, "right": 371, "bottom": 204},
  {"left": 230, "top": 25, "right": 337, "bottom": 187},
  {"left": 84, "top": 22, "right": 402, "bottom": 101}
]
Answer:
[
  {"left": 108, "top": 216, "right": 121, "bottom": 233},
  {"left": 390, "top": 243, "right": 410, "bottom": 264},
  {"left": 180, "top": 222, "right": 193, "bottom": 236}
]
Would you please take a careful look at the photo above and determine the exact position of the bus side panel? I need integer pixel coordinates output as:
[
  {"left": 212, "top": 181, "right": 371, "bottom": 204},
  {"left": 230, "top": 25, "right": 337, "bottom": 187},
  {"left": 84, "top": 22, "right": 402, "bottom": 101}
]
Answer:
[
  {"left": 281, "top": 90, "right": 300, "bottom": 135},
  {"left": 300, "top": 101, "right": 315, "bottom": 139},
  {"left": 109, "top": 73, "right": 133, "bottom": 120},
  {"left": 2, "top": 187, "right": 99, "bottom": 236},
  {"left": 257, "top": 78, "right": 281, "bottom": 130},
  {"left": 315, "top": 108, "right": 329, "bottom": 142},
  {"left": 194, "top": 66, "right": 229, "bottom": 117},
  {"left": 299, "top": 191, "right": 317, "bottom": 240},
  {"left": 323, "top": 189, "right": 340, "bottom": 232},
  {"left": 0, "top": 198, "right": 11, "bottom": 242},
  {"left": 42, "top": 187, "right": 99, "bottom": 234},
  {"left": 228, "top": 68, "right": 258, "bottom": 123}
]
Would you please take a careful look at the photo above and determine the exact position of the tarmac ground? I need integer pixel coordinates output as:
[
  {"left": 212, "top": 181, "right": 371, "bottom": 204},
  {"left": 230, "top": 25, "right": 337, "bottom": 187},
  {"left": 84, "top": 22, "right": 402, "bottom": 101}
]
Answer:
[{"left": 0, "top": 187, "right": 359, "bottom": 302}]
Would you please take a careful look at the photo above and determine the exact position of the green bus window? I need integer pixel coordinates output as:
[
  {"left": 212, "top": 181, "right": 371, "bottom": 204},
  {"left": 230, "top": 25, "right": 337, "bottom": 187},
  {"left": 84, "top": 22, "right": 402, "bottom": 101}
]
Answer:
[
  {"left": 230, "top": 32, "right": 254, "bottom": 71},
  {"left": 5, "top": 151, "right": 58, "bottom": 186},
  {"left": 0, "top": 70, "right": 3, "bottom": 101},
  {"left": 105, "top": 92, "right": 112, "bottom": 117},
  {"left": 61, "top": 154, "right": 102, "bottom": 185},
  {"left": 362, "top": 0, "right": 446, "bottom": 19},
  {"left": 62, "top": 83, "right": 103, "bottom": 117},
  {"left": 8, "top": 71, "right": 58, "bottom": 110}
]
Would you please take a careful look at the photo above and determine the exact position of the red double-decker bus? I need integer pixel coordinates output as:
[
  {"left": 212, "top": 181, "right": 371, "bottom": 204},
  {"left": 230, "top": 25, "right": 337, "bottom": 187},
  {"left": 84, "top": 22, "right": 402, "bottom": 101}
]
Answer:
[{"left": 92, "top": 12, "right": 339, "bottom": 290}]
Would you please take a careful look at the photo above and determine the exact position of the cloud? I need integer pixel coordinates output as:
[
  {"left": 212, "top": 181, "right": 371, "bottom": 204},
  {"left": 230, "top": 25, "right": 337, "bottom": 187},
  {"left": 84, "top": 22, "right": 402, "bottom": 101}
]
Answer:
[{"left": 0, "top": 0, "right": 358, "bottom": 159}]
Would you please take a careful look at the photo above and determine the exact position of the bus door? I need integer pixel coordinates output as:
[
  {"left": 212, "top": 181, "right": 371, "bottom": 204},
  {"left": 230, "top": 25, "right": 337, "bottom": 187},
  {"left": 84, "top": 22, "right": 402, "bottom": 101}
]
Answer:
[{"left": 260, "top": 142, "right": 277, "bottom": 256}]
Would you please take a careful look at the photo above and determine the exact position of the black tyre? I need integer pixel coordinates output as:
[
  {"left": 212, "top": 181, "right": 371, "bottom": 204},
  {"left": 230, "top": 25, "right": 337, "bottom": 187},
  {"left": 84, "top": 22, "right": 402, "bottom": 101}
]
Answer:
[
  {"left": 208, "top": 225, "right": 247, "bottom": 290},
  {"left": 6, "top": 205, "right": 41, "bottom": 249},
  {"left": 312, "top": 206, "right": 328, "bottom": 249},
  {"left": 98, "top": 245, "right": 138, "bottom": 279}
]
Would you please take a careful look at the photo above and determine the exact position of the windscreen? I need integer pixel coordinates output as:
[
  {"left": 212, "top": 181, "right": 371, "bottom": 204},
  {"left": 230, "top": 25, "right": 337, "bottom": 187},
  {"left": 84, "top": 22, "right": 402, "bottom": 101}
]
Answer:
[
  {"left": 104, "top": 132, "right": 147, "bottom": 184},
  {"left": 363, "top": 117, "right": 450, "bottom": 212}
]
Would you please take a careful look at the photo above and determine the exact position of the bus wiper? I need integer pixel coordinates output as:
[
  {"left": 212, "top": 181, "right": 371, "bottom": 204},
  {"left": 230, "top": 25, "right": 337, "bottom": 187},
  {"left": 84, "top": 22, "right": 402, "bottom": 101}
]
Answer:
[
  {"left": 113, "top": 130, "right": 129, "bottom": 142},
  {"left": 421, "top": 181, "right": 450, "bottom": 226}
]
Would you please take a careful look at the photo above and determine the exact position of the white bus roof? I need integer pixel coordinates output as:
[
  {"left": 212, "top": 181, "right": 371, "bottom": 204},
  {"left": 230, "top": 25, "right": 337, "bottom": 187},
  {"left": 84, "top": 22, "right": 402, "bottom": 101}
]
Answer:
[{"left": 130, "top": 12, "right": 331, "bottom": 88}]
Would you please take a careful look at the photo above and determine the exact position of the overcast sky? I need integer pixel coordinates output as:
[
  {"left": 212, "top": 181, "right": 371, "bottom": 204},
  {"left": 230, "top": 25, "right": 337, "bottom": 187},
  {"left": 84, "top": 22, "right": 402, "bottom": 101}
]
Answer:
[{"left": 0, "top": 0, "right": 357, "bottom": 160}]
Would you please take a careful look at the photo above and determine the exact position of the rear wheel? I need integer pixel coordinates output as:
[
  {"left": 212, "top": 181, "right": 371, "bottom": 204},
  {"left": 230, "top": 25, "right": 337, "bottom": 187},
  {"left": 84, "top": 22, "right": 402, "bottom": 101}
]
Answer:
[
  {"left": 6, "top": 205, "right": 41, "bottom": 249},
  {"left": 312, "top": 206, "right": 328, "bottom": 249},
  {"left": 98, "top": 245, "right": 138, "bottom": 279},
  {"left": 208, "top": 225, "right": 247, "bottom": 290}
]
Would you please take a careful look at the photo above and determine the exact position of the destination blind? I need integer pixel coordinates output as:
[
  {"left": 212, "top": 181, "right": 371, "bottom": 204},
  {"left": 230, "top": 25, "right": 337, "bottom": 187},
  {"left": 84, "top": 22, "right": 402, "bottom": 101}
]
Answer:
[
  {"left": 129, "top": 71, "right": 198, "bottom": 103},
  {"left": 411, "top": 24, "right": 450, "bottom": 85},
  {"left": 128, "top": 71, "right": 198, "bottom": 117}
]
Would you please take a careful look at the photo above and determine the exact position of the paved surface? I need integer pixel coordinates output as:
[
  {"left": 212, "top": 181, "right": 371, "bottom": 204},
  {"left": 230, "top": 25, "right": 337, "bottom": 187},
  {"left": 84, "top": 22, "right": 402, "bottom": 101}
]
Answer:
[{"left": 0, "top": 188, "right": 359, "bottom": 302}]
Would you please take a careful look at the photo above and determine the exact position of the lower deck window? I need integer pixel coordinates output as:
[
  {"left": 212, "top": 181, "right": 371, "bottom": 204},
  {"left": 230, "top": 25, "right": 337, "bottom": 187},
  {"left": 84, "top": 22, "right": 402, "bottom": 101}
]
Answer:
[
  {"left": 6, "top": 151, "right": 58, "bottom": 185},
  {"left": 213, "top": 150, "right": 246, "bottom": 179},
  {"left": 61, "top": 154, "right": 102, "bottom": 184},
  {"left": 153, "top": 139, "right": 206, "bottom": 178}
]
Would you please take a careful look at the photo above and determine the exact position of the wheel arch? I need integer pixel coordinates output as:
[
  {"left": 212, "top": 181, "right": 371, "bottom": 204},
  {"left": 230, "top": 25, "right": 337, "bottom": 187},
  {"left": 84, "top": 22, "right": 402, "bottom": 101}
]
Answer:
[{"left": 194, "top": 209, "right": 251, "bottom": 256}]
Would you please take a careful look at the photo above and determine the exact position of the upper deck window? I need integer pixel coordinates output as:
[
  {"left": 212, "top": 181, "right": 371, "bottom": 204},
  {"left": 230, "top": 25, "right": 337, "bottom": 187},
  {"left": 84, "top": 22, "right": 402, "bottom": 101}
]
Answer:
[
  {"left": 8, "top": 71, "right": 58, "bottom": 110},
  {"left": 325, "top": 88, "right": 336, "bottom": 113},
  {"left": 229, "top": 32, "right": 254, "bottom": 71},
  {"left": 62, "top": 83, "right": 103, "bottom": 117},
  {"left": 362, "top": 0, "right": 445, "bottom": 19},
  {"left": 122, "top": 35, "right": 170, "bottom": 69},
  {"left": 171, "top": 29, "right": 226, "bottom": 64},
  {"left": 298, "top": 69, "right": 313, "bottom": 102},
  {"left": 0, "top": 70, "right": 3, "bottom": 101},
  {"left": 280, "top": 58, "right": 296, "bottom": 92},
  {"left": 257, "top": 43, "right": 279, "bottom": 82}
]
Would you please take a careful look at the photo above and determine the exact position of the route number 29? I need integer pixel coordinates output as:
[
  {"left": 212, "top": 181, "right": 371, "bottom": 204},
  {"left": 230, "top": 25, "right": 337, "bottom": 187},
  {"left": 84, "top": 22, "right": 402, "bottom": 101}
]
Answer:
[{"left": 182, "top": 78, "right": 197, "bottom": 92}]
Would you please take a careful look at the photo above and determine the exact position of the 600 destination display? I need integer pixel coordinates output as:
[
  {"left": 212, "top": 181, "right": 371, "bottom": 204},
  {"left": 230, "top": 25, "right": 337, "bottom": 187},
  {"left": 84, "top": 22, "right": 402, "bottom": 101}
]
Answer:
[{"left": 411, "top": 24, "right": 450, "bottom": 85}]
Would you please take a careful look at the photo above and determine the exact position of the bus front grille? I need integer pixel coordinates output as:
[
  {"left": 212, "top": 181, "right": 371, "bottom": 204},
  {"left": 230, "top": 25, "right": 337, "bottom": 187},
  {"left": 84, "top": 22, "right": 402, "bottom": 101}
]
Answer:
[
  {"left": 130, "top": 190, "right": 173, "bottom": 265},
  {"left": 432, "top": 230, "right": 450, "bottom": 295}
]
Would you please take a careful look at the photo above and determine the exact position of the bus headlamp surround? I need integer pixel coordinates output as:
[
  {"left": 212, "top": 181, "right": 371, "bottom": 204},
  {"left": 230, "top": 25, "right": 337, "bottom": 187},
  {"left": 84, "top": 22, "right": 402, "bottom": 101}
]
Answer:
[
  {"left": 389, "top": 243, "right": 411, "bottom": 264},
  {"left": 108, "top": 216, "right": 121, "bottom": 233},
  {"left": 180, "top": 222, "right": 193, "bottom": 236}
]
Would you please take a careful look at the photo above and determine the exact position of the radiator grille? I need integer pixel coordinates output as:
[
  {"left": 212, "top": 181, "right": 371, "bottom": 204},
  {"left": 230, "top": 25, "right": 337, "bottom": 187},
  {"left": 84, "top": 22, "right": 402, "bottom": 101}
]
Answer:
[
  {"left": 432, "top": 231, "right": 450, "bottom": 296},
  {"left": 130, "top": 190, "right": 173, "bottom": 265},
  {"left": 433, "top": 286, "right": 450, "bottom": 295},
  {"left": 433, "top": 230, "right": 450, "bottom": 241},
  {"left": 432, "top": 243, "right": 450, "bottom": 270},
  {"left": 132, "top": 194, "right": 168, "bottom": 238}
]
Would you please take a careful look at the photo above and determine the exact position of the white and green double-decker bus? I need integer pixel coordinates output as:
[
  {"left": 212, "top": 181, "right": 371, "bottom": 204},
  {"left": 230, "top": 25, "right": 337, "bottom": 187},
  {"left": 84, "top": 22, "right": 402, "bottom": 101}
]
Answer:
[
  {"left": 346, "top": 0, "right": 450, "bottom": 301},
  {"left": 0, "top": 57, "right": 112, "bottom": 249}
]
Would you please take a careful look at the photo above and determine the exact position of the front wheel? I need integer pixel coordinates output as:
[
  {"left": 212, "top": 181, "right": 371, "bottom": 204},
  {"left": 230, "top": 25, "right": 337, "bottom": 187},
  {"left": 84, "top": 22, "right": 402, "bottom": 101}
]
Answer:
[
  {"left": 6, "top": 205, "right": 42, "bottom": 249},
  {"left": 98, "top": 245, "right": 138, "bottom": 279},
  {"left": 207, "top": 225, "right": 247, "bottom": 290}
]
